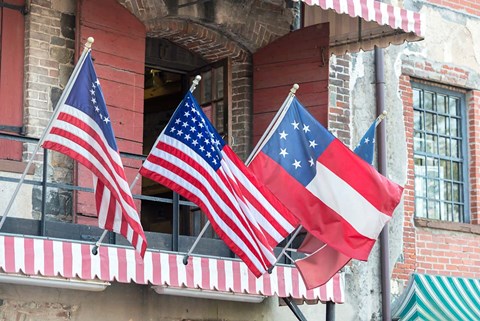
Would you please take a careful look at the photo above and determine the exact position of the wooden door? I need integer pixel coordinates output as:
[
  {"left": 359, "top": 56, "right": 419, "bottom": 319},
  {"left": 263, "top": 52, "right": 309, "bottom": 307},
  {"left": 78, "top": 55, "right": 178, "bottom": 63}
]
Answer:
[
  {"left": 76, "top": 0, "right": 146, "bottom": 224},
  {"left": 252, "top": 23, "right": 330, "bottom": 145},
  {"left": 0, "top": 1, "right": 25, "bottom": 160}
]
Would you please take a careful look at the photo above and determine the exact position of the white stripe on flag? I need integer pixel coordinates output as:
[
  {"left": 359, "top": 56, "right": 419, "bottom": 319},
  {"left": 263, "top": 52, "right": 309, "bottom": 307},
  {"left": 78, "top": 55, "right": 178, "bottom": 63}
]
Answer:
[{"left": 306, "top": 161, "right": 391, "bottom": 240}]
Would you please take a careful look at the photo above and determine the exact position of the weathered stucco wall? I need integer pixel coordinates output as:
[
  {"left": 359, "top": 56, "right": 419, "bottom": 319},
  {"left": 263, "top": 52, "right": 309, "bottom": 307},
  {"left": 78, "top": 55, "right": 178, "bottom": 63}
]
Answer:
[
  {"left": 341, "top": 0, "right": 480, "bottom": 319},
  {"left": 0, "top": 282, "right": 342, "bottom": 321}
]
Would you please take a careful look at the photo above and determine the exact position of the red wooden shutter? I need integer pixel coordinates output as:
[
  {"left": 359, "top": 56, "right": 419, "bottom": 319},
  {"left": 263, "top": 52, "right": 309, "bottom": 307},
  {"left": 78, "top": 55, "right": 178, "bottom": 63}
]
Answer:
[
  {"left": 253, "top": 23, "right": 329, "bottom": 145},
  {"left": 0, "top": 1, "right": 25, "bottom": 161},
  {"left": 76, "top": 0, "right": 145, "bottom": 224}
]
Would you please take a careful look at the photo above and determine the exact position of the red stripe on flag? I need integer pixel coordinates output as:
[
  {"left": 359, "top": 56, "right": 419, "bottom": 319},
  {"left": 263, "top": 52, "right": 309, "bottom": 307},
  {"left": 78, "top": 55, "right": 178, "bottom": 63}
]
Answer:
[
  {"left": 319, "top": 139, "right": 403, "bottom": 215},
  {"left": 141, "top": 147, "right": 269, "bottom": 275},
  {"left": 249, "top": 152, "right": 376, "bottom": 260}
]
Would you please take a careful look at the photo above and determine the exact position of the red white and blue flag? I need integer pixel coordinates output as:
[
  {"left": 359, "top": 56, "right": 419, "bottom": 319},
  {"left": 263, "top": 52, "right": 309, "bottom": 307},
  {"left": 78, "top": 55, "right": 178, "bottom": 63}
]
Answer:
[
  {"left": 294, "top": 117, "right": 380, "bottom": 289},
  {"left": 249, "top": 97, "right": 403, "bottom": 262},
  {"left": 42, "top": 52, "right": 147, "bottom": 257},
  {"left": 139, "top": 92, "right": 298, "bottom": 277}
]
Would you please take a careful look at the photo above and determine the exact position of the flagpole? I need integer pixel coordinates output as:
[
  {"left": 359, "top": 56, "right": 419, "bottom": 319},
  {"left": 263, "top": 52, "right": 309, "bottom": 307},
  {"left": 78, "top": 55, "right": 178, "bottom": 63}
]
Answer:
[
  {"left": 183, "top": 84, "right": 300, "bottom": 266},
  {"left": 91, "top": 75, "right": 202, "bottom": 255},
  {"left": 267, "top": 225, "right": 303, "bottom": 273},
  {"left": 246, "top": 84, "right": 299, "bottom": 164},
  {"left": 0, "top": 37, "right": 95, "bottom": 231},
  {"left": 375, "top": 111, "right": 387, "bottom": 127}
]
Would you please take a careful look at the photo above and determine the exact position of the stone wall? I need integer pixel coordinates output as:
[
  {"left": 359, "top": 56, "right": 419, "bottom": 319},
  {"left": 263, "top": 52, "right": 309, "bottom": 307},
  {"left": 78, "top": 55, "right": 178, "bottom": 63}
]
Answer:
[{"left": 24, "top": 0, "right": 76, "bottom": 221}]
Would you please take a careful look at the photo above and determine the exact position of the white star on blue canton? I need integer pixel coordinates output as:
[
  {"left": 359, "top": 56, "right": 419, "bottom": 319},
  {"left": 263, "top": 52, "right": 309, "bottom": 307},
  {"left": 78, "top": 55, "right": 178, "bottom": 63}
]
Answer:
[
  {"left": 192, "top": 117, "right": 197, "bottom": 123},
  {"left": 206, "top": 152, "right": 211, "bottom": 158},
  {"left": 192, "top": 139, "right": 198, "bottom": 146},
  {"left": 199, "top": 146, "right": 205, "bottom": 152},
  {"left": 190, "top": 126, "right": 196, "bottom": 132},
  {"left": 292, "top": 159, "right": 301, "bottom": 169},
  {"left": 175, "top": 119, "right": 181, "bottom": 124},
  {"left": 185, "top": 134, "right": 191, "bottom": 140},
  {"left": 95, "top": 79, "right": 100, "bottom": 86},
  {"left": 103, "top": 117, "right": 110, "bottom": 124},
  {"left": 364, "top": 137, "right": 370, "bottom": 144},
  {"left": 279, "top": 130, "right": 288, "bottom": 140},
  {"left": 182, "top": 122, "right": 188, "bottom": 128},
  {"left": 309, "top": 157, "right": 315, "bottom": 167},
  {"left": 184, "top": 111, "right": 190, "bottom": 117},
  {"left": 279, "top": 148, "right": 288, "bottom": 158},
  {"left": 291, "top": 120, "right": 300, "bottom": 130},
  {"left": 204, "top": 138, "right": 210, "bottom": 145},
  {"left": 91, "top": 97, "right": 97, "bottom": 104},
  {"left": 94, "top": 106, "right": 100, "bottom": 113},
  {"left": 89, "top": 89, "right": 95, "bottom": 96},
  {"left": 309, "top": 140, "right": 318, "bottom": 148},
  {"left": 303, "top": 124, "right": 310, "bottom": 133},
  {"left": 197, "top": 132, "right": 203, "bottom": 139},
  {"left": 177, "top": 129, "right": 183, "bottom": 136},
  {"left": 199, "top": 123, "right": 204, "bottom": 128}
]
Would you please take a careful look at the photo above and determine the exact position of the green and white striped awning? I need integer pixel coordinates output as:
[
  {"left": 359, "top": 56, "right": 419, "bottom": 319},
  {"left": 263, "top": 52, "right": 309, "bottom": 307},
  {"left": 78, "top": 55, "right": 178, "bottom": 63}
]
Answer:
[{"left": 392, "top": 273, "right": 480, "bottom": 321}]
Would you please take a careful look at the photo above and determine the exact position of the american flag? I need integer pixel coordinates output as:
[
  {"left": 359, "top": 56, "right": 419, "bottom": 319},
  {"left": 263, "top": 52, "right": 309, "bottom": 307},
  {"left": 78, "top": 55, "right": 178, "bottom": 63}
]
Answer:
[
  {"left": 249, "top": 97, "right": 403, "bottom": 262},
  {"left": 42, "top": 52, "right": 147, "bottom": 257},
  {"left": 139, "top": 92, "right": 298, "bottom": 277}
]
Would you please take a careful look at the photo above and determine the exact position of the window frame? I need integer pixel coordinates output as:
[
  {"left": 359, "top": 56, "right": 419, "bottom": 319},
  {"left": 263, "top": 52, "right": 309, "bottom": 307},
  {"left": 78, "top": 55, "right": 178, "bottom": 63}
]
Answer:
[{"left": 412, "top": 82, "right": 470, "bottom": 223}]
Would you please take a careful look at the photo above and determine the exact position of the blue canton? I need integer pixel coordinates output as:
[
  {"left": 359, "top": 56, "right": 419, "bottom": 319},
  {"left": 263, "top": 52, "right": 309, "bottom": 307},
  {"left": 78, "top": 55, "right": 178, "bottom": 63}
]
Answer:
[
  {"left": 354, "top": 120, "right": 376, "bottom": 165},
  {"left": 261, "top": 98, "right": 335, "bottom": 187},
  {"left": 64, "top": 52, "right": 117, "bottom": 150},
  {"left": 165, "top": 91, "right": 225, "bottom": 171}
]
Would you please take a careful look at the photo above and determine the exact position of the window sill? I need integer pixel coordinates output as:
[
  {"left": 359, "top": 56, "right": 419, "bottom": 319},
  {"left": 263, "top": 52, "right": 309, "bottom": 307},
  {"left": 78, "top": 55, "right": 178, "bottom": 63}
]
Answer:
[{"left": 414, "top": 217, "right": 480, "bottom": 235}]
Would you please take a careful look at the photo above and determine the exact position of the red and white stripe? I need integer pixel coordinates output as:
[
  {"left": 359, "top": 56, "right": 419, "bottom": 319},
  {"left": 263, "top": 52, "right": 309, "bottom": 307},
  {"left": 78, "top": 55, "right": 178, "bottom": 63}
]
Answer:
[
  {"left": 296, "top": 0, "right": 424, "bottom": 37},
  {"left": 140, "top": 135, "right": 298, "bottom": 277},
  {"left": 43, "top": 106, "right": 147, "bottom": 257},
  {"left": 0, "top": 235, "right": 344, "bottom": 302}
]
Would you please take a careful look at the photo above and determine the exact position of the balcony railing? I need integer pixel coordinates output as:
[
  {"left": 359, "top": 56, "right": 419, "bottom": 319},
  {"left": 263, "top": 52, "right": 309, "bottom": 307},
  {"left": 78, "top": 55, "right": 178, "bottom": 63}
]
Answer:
[{"left": 0, "top": 132, "right": 296, "bottom": 262}]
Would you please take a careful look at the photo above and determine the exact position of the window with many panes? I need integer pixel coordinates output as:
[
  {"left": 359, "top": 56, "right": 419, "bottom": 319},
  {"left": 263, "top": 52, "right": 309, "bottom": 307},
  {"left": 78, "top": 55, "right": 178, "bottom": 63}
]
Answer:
[{"left": 413, "top": 83, "right": 468, "bottom": 222}]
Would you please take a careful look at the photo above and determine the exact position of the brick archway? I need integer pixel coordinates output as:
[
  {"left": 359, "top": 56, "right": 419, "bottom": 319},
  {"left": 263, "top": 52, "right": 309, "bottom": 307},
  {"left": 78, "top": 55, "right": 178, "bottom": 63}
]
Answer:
[{"left": 145, "top": 18, "right": 250, "bottom": 63}]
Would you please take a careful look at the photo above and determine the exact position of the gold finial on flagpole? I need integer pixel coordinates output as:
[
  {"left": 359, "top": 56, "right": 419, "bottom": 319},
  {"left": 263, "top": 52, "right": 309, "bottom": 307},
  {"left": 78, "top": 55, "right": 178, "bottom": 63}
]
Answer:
[
  {"left": 290, "top": 83, "right": 299, "bottom": 95},
  {"left": 190, "top": 75, "right": 202, "bottom": 92},
  {"left": 85, "top": 37, "right": 94, "bottom": 49},
  {"left": 375, "top": 110, "right": 388, "bottom": 127}
]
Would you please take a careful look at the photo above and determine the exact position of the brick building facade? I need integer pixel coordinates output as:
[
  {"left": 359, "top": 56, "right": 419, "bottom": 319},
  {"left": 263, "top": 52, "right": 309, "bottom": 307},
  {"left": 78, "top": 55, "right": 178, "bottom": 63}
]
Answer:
[{"left": 4, "top": 0, "right": 479, "bottom": 320}]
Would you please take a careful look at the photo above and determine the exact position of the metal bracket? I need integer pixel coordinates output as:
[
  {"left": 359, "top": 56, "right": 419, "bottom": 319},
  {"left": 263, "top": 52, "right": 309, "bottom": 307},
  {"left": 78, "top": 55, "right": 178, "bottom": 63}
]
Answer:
[
  {"left": 0, "top": 125, "right": 25, "bottom": 135},
  {"left": 0, "top": 2, "right": 28, "bottom": 15}
]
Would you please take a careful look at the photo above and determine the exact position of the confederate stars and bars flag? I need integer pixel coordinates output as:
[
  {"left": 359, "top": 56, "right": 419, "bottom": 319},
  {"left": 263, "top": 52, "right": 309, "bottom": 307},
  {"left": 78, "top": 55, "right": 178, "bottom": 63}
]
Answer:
[
  {"left": 139, "top": 91, "right": 298, "bottom": 277},
  {"left": 249, "top": 96, "right": 403, "bottom": 286},
  {"left": 42, "top": 51, "right": 147, "bottom": 257}
]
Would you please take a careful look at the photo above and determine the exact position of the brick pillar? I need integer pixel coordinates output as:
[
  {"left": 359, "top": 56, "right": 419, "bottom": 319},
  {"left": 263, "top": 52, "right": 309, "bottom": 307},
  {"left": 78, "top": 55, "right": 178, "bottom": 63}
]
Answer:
[
  {"left": 24, "top": 0, "right": 76, "bottom": 221},
  {"left": 392, "top": 74, "right": 417, "bottom": 281},
  {"left": 468, "top": 90, "right": 480, "bottom": 225},
  {"left": 328, "top": 54, "right": 351, "bottom": 145}
]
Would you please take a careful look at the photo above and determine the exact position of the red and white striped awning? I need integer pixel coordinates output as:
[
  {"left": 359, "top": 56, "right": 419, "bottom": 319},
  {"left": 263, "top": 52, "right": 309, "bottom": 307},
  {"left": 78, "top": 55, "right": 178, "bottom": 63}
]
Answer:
[
  {"left": 295, "top": 0, "right": 425, "bottom": 55},
  {"left": 0, "top": 234, "right": 344, "bottom": 302}
]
